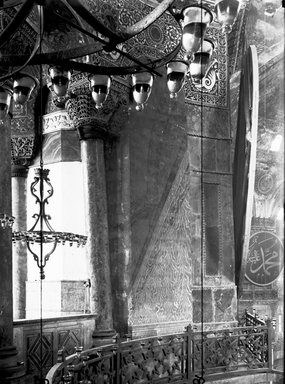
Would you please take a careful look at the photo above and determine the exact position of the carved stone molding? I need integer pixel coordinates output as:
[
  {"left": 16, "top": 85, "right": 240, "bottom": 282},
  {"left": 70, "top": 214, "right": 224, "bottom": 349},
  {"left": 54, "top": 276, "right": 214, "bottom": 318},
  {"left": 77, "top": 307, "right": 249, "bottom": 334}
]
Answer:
[{"left": 43, "top": 111, "right": 74, "bottom": 134}]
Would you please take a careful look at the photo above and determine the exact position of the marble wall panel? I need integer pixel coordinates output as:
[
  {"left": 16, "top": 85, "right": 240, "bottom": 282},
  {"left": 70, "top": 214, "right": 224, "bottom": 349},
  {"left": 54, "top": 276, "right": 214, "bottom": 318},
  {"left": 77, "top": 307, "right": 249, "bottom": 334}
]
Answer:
[
  {"left": 214, "top": 288, "right": 237, "bottom": 323},
  {"left": 192, "top": 289, "right": 213, "bottom": 324},
  {"left": 31, "top": 130, "right": 81, "bottom": 166},
  {"left": 186, "top": 105, "right": 231, "bottom": 139},
  {"left": 128, "top": 76, "right": 188, "bottom": 280},
  {"left": 129, "top": 153, "right": 194, "bottom": 329}
]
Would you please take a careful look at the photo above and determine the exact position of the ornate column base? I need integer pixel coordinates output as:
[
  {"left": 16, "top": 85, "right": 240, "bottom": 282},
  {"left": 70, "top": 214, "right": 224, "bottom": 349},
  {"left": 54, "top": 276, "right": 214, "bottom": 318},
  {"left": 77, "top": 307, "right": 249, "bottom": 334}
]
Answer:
[
  {"left": 92, "top": 329, "right": 118, "bottom": 347},
  {"left": 0, "top": 346, "right": 25, "bottom": 383}
]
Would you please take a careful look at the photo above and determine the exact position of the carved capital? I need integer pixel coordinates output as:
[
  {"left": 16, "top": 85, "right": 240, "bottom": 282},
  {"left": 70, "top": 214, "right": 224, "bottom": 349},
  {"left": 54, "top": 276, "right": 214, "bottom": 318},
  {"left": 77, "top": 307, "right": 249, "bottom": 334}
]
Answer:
[{"left": 66, "top": 74, "right": 130, "bottom": 140}]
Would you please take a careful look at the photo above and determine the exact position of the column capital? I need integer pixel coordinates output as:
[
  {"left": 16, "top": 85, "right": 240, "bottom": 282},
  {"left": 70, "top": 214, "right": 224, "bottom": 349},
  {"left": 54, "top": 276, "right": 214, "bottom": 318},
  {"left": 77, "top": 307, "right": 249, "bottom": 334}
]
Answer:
[
  {"left": 66, "top": 74, "right": 130, "bottom": 141},
  {"left": 77, "top": 123, "right": 116, "bottom": 141}
]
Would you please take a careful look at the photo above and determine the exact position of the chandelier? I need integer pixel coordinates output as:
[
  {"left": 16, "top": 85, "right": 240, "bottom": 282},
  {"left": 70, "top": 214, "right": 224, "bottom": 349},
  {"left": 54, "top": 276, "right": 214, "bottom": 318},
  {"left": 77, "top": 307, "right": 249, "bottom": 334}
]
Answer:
[
  {"left": 0, "top": 0, "right": 242, "bottom": 112},
  {"left": 12, "top": 168, "right": 87, "bottom": 279}
]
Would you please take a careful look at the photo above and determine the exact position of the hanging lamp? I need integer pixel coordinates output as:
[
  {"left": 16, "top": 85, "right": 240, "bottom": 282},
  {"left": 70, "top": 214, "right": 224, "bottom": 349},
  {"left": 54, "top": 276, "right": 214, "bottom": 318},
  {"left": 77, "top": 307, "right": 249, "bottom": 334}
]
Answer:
[{"left": 12, "top": 168, "right": 87, "bottom": 280}]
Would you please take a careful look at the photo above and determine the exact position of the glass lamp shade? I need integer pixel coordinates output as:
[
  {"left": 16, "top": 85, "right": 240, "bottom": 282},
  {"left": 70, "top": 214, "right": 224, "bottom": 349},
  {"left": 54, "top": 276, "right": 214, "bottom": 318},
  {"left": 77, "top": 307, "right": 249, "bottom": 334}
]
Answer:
[
  {"left": 89, "top": 74, "right": 112, "bottom": 109},
  {"left": 214, "top": 0, "right": 241, "bottom": 33},
  {"left": 48, "top": 66, "right": 71, "bottom": 97},
  {"left": 131, "top": 72, "right": 154, "bottom": 111},
  {"left": 264, "top": 1, "right": 278, "bottom": 17},
  {"left": 189, "top": 39, "right": 215, "bottom": 84},
  {"left": 166, "top": 61, "right": 189, "bottom": 98},
  {"left": 13, "top": 74, "right": 37, "bottom": 105},
  {"left": 0, "top": 86, "right": 12, "bottom": 121},
  {"left": 181, "top": 5, "right": 213, "bottom": 62}
]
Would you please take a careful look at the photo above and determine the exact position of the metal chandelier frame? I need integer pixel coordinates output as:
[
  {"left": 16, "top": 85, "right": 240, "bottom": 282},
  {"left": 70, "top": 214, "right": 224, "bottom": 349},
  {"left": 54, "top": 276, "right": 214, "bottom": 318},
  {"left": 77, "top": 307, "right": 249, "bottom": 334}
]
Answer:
[
  {"left": 0, "top": 0, "right": 242, "bottom": 79},
  {"left": 0, "top": 0, "right": 182, "bottom": 78}
]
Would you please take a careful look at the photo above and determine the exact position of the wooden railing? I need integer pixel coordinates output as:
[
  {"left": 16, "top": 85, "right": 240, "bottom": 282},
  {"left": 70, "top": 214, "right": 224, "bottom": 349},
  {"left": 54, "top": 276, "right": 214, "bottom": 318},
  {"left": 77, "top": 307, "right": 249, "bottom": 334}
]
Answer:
[
  {"left": 243, "top": 310, "right": 266, "bottom": 326},
  {"left": 46, "top": 321, "right": 277, "bottom": 384}
]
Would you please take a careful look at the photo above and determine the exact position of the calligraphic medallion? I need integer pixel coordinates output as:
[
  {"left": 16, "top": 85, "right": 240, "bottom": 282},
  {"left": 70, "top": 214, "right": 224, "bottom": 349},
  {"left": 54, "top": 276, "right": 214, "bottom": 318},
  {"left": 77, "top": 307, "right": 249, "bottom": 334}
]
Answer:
[{"left": 245, "top": 231, "right": 284, "bottom": 286}]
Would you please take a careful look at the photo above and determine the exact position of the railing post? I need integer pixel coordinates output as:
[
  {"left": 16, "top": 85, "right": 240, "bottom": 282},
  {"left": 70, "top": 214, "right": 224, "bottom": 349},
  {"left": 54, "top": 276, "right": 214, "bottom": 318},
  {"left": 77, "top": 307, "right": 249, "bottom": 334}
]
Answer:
[
  {"left": 245, "top": 309, "right": 248, "bottom": 326},
  {"left": 115, "top": 334, "right": 121, "bottom": 384},
  {"left": 186, "top": 324, "right": 193, "bottom": 382},
  {"left": 267, "top": 319, "right": 273, "bottom": 370}
]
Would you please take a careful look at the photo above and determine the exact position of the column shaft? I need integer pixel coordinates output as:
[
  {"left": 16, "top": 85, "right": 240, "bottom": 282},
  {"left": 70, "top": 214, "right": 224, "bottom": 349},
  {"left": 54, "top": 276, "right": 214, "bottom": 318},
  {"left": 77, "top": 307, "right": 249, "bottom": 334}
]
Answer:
[
  {"left": 12, "top": 167, "right": 28, "bottom": 320},
  {"left": 0, "top": 119, "right": 13, "bottom": 349},
  {"left": 81, "top": 138, "right": 114, "bottom": 336},
  {"left": 0, "top": 118, "right": 24, "bottom": 382},
  {"left": 115, "top": 132, "right": 132, "bottom": 335}
]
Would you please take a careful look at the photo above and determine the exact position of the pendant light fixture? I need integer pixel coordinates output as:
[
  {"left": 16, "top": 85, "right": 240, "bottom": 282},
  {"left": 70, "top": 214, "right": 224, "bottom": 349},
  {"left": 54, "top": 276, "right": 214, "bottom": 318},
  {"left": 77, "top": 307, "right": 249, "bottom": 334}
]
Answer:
[
  {"left": 48, "top": 66, "right": 72, "bottom": 99},
  {"left": 12, "top": 73, "right": 38, "bottom": 106},
  {"left": 89, "top": 74, "right": 112, "bottom": 109},
  {"left": 180, "top": 4, "right": 213, "bottom": 61},
  {"left": 12, "top": 168, "right": 87, "bottom": 280},
  {"left": 0, "top": 86, "right": 12, "bottom": 123},
  {"left": 166, "top": 60, "right": 189, "bottom": 98},
  {"left": 131, "top": 72, "right": 154, "bottom": 111},
  {"left": 214, "top": 0, "right": 241, "bottom": 33},
  {"left": 189, "top": 38, "right": 215, "bottom": 84}
]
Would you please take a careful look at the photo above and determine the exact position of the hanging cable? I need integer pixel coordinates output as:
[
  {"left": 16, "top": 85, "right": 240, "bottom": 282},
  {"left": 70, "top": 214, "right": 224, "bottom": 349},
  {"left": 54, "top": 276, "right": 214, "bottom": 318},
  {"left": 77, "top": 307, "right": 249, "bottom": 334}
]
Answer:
[
  {"left": 199, "top": 1, "right": 205, "bottom": 381},
  {"left": 38, "top": 5, "right": 45, "bottom": 383}
]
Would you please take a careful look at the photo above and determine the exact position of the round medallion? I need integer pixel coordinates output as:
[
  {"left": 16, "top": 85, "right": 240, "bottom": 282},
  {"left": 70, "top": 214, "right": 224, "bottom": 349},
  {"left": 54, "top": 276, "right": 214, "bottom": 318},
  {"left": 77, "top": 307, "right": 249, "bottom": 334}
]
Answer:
[
  {"left": 245, "top": 231, "right": 284, "bottom": 286},
  {"left": 256, "top": 172, "right": 275, "bottom": 196},
  {"left": 148, "top": 25, "right": 163, "bottom": 44}
]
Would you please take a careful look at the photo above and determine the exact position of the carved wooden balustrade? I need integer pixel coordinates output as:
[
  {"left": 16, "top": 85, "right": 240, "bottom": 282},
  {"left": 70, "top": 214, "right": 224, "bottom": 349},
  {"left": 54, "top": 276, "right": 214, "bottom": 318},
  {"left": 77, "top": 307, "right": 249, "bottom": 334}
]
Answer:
[{"left": 46, "top": 322, "right": 276, "bottom": 384}]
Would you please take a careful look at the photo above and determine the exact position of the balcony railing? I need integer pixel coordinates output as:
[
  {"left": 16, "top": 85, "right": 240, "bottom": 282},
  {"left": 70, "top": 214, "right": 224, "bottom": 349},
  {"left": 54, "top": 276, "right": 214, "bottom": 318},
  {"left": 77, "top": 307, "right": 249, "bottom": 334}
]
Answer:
[
  {"left": 46, "top": 320, "right": 279, "bottom": 384},
  {"left": 242, "top": 309, "right": 266, "bottom": 326}
]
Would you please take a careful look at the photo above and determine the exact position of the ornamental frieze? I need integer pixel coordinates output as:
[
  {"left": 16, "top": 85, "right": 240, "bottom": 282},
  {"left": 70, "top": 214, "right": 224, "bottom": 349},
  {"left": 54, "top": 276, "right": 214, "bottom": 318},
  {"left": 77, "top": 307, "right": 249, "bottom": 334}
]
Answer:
[{"left": 43, "top": 111, "right": 74, "bottom": 134}]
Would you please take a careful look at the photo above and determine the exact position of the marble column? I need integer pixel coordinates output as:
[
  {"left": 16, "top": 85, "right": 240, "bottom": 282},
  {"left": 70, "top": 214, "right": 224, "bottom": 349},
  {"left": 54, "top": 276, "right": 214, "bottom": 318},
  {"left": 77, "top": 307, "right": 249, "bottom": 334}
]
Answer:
[
  {"left": 114, "top": 129, "right": 132, "bottom": 336},
  {"left": 11, "top": 164, "right": 28, "bottom": 320},
  {"left": 66, "top": 76, "right": 130, "bottom": 344},
  {"left": 81, "top": 125, "right": 116, "bottom": 343},
  {"left": 0, "top": 117, "right": 25, "bottom": 382}
]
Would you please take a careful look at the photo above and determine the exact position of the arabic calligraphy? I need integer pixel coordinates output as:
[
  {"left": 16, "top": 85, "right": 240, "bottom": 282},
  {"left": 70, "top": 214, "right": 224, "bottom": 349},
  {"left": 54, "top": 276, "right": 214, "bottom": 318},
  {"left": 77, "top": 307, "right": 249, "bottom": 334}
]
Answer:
[{"left": 245, "top": 232, "right": 283, "bottom": 286}]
